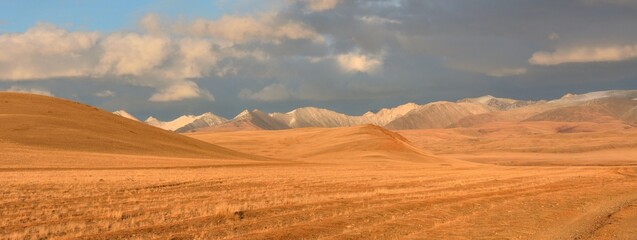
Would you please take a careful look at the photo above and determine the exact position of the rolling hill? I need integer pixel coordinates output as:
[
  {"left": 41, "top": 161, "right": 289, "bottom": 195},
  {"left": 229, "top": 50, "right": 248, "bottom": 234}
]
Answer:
[
  {"left": 187, "top": 124, "right": 457, "bottom": 164},
  {"left": 0, "top": 92, "right": 257, "bottom": 159}
]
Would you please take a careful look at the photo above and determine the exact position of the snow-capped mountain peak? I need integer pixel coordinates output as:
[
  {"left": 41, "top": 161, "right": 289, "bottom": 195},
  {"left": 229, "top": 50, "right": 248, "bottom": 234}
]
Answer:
[
  {"left": 270, "top": 107, "right": 361, "bottom": 128},
  {"left": 372, "top": 102, "right": 419, "bottom": 117},
  {"left": 146, "top": 112, "right": 227, "bottom": 131},
  {"left": 361, "top": 103, "right": 420, "bottom": 126},
  {"left": 234, "top": 109, "right": 251, "bottom": 119},
  {"left": 459, "top": 95, "right": 536, "bottom": 110},
  {"left": 145, "top": 116, "right": 160, "bottom": 123},
  {"left": 138, "top": 89, "right": 637, "bottom": 132},
  {"left": 174, "top": 112, "right": 228, "bottom": 132},
  {"left": 112, "top": 110, "right": 140, "bottom": 121}
]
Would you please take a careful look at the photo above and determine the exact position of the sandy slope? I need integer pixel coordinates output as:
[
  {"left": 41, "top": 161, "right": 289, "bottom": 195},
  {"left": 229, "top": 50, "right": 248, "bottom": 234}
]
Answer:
[{"left": 0, "top": 92, "right": 259, "bottom": 161}]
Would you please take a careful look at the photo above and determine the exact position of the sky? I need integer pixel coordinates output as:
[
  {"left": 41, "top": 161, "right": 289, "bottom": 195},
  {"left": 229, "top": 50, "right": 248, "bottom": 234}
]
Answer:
[{"left": 1, "top": 0, "right": 637, "bottom": 120}]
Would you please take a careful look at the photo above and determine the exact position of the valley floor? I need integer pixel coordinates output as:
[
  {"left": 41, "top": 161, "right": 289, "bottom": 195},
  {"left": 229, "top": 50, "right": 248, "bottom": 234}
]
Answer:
[
  {"left": 1, "top": 152, "right": 637, "bottom": 239},
  {"left": 2, "top": 124, "right": 637, "bottom": 239}
]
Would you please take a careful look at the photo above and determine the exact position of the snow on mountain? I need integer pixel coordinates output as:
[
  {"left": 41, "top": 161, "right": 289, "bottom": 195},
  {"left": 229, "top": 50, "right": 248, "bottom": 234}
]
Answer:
[
  {"left": 268, "top": 103, "right": 421, "bottom": 129},
  {"left": 224, "top": 109, "right": 290, "bottom": 130},
  {"left": 145, "top": 112, "right": 226, "bottom": 131},
  {"left": 175, "top": 112, "right": 228, "bottom": 133},
  {"left": 140, "top": 90, "right": 637, "bottom": 132},
  {"left": 459, "top": 95, "right": 539, "bottom": 110},
  {"left": 112, "top": 110, "right": 139, "bottom": 121},
  {"left": 270, "top": 107, "right": 363, "bottom": 128},
  {"left": 362, "top": 102, "right": 420, "bottom": 125},
  {"left": 144, "top": 116, "right": 162, "bottom": 126},
  {"left": 554, "top": 90, "right": 637, "bottom": 104},
  {"left": 234, "top": 109, "right": 251, "bottom": 119}
]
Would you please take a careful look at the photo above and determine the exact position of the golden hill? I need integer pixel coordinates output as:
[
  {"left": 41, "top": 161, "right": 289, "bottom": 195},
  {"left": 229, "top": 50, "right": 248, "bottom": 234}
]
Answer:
[
  {"left": 0, "top": 92, "right": 257, "bottom": 160},
  {"left": 188, "top": 124, "right": 460, "bottom": 164}
]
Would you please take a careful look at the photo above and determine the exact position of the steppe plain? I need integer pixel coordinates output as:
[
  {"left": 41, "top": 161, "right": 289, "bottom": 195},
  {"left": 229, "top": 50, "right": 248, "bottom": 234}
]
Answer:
[{"left": 1, "top": 93, "right": 637, "bottom": 239}]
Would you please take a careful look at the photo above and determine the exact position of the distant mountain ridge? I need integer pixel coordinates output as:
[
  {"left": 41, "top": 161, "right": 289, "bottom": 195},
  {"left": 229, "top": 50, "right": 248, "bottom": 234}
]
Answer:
[
  {"left": 112, "top": 90, "right": 637, "bottom": 132},
  {"left": 458, "top": 95, "right": 542, "bottom": 110},
  {"left": 143, "top": 112, "right": 227, "bottom": 131}
]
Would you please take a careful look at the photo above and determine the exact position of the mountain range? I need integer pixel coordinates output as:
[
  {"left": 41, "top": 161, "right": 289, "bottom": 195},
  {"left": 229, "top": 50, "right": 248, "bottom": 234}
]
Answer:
[{"left": 113, "top": 90, "right": 637, "bottom": 132}]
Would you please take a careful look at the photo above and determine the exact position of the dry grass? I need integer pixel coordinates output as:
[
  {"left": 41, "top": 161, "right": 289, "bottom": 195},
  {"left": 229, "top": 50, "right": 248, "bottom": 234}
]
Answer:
[
  {"left": 2, "top": 93, "right": 637, "bottom": 239},
  {"left": 399, "top": 121, "right": 637, "bottom": 166},
  {"left": 1, "top": 124, "right": 637, "bottom": 239},
  {"left": 0, "top": 92, "right": 259, "bottom": 160},
  {"left": 2, "top": 162, "right": 636, "bottom": 239}
]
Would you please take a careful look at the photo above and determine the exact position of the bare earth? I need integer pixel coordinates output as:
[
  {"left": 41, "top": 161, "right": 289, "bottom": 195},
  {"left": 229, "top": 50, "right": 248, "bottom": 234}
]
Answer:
[{"left": 1, "top": 93, "right": 637, "bottom": 239}]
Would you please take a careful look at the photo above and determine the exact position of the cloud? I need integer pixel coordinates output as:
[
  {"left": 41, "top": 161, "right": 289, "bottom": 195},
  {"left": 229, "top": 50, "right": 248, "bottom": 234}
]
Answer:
[
  {"left": 188, "top": 14, "right": 322, "bottom": 44},
  {"left": 139, "top": 13, "right": 162, "bottom": 34},
  {"left": 4, "top": 86, "right": 53, "bottom": 96},
  {"left": 358, "top": 16, "right": 401, "bottom": 25},
  {"left": 304, "top": 0, "right": 340, "bottom": 12},
  {"left": 0, "top": 23, "right": 99, "bottom": 80},
  {"left": 529, "top": 45, "right": 637, "bottom": 65},
  {"left": 96, "top": 33, "right": 170, "bottom": 76},
  {"left": 149, "top": 81, "right": 214, "bottom": 102},
  {"left": 336, "top": 52, "right": 382, "bottom": 73},
  {"left": 487, "top": 68, "right": 528, "bottom": 77},
  {"left": 239, "top": 84, "right": 291, "bottom": 102},
  {"left": 95, "top": 90, "right": 115, "bottom": 97},
  {"left": 163, "top": 38, "right": 217, "bottom": 79},
  {"left": 0, "top": 22, "right": 263, "bottom": 102},
  {"left": 2, "top": 0, "right": 637, "bottom": 114}
]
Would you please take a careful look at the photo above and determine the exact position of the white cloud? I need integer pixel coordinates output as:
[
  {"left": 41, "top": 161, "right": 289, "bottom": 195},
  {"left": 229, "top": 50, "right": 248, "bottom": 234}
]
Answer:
[
  {"left": 95, "top": 90, "right": 115, "bottom": 97},
  {"left": 0, "top": 16, "right": 301, "bottom": 102},
  {"left": 96, "top": 33, "right": 170, "bottom": 76},
  {"left": 487, "top": 67, "right": 528, "bottom": 77},
  {"left": 239, "top": 84, "right": 291, "bottom": 102},
  {"left": 0, "top": 23, "right": 98, "bottom": 80},
  {"left": 548, "top": 32, "right": 560, "bottom": 40},
  {"left": 305, "top": 0, "right": 340, "bottom": 12},
  {"left": 188, "top": 14, "right": 322, "bottom": 44},
  {"left": 139, "top": 13, "right": 162, "bottom": 34},
  {"left": 336, "top": 52, "right": 383, "bottom": 73},
  {"left": 163, "top": 38, "right": 217, "bottom": 79},
  {"left": 529, "top": 44, "right": 637, "bottom": 65},
  {"left": 0, "top": 23, "right": 257, "bottom": 102},
  {"left": 0, "top": 7, "right": 332, "bottom": 103},
  {"left": 4, "top": 86, "right": 53, "bottom": 96},
  {"left": 149, "top": 81, "right": 214, "bottom": 102}
]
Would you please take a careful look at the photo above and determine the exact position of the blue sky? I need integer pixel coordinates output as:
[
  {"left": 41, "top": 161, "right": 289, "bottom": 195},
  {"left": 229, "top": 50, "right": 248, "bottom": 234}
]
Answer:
[
  {"left": 0, "top": 0, "right": 276, "bottom": 32},
  {"left": 1, "top": 0, "right": 636, "bottom": 120}
]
